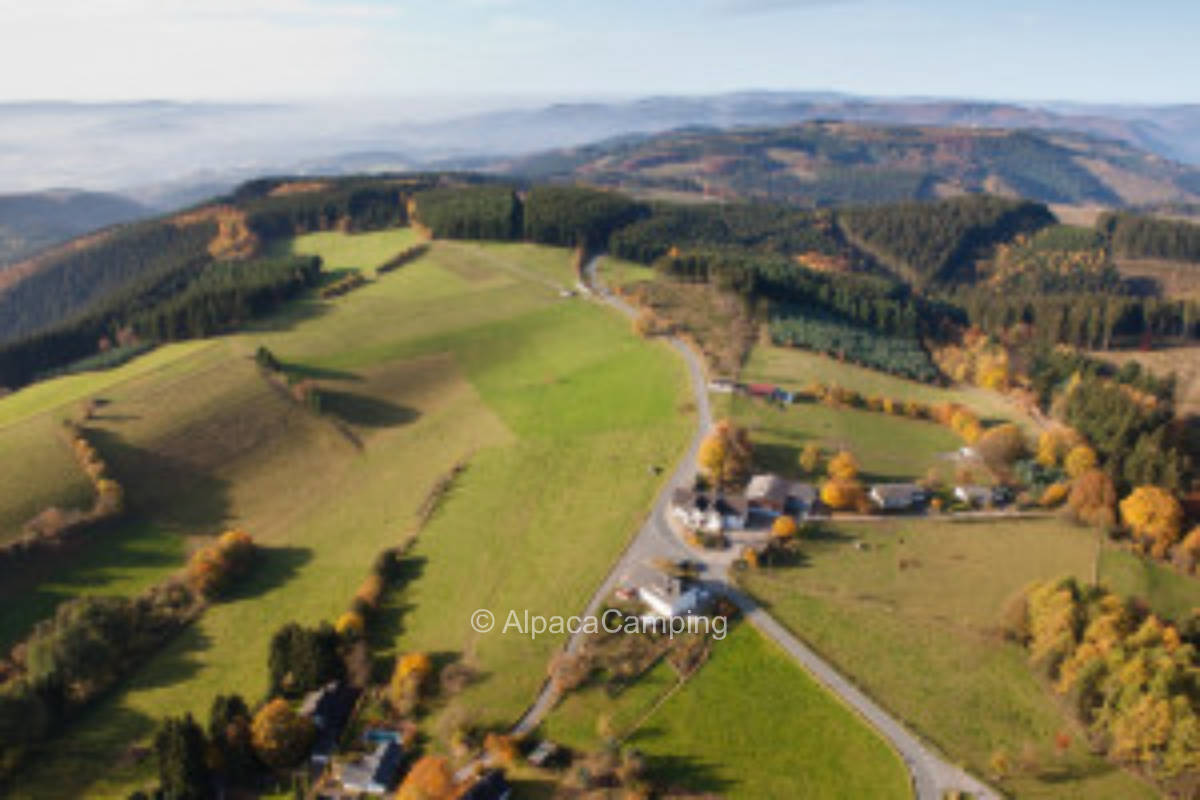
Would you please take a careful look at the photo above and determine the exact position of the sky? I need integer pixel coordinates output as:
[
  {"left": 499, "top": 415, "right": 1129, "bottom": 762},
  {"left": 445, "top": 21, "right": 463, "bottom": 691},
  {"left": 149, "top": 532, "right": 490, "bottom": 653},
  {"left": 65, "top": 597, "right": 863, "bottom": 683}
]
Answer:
[{"left": 0, "top": 0, "right": 1197, "bottom": 105}]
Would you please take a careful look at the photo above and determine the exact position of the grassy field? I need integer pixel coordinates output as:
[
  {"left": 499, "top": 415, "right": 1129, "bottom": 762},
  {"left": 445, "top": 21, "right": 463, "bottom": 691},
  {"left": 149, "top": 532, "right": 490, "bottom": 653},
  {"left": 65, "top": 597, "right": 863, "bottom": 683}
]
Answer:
[
  {"left": 281, "top": 227, "right": 420, "bottom": 276},
  {"left": 597, "top": 254, "right": 658, "bottom": 289},
  {"left": 717, "top": 390, "right": 965, "bottom": 484},
  {"left": 0, "top": 413, "right": 95, "bottom": 543},
  {"left": 742, "top": 343, "right": 1033, "bottom": 429},
  {"left": 741, "top": 517, "right": 1193, "bottom": 799},
  {"left": 542, "top": 625, "right": 912, "bottom": 799},
  {"left": 2, "top": 234, "right": 697, "bottom": 798}
]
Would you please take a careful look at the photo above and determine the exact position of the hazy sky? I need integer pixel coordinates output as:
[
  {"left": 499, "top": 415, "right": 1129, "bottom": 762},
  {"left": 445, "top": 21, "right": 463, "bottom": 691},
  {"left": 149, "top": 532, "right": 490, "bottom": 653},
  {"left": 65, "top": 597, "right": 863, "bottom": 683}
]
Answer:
[{"left": 1, "top": 0, "right": 1197, "bottom": 105}]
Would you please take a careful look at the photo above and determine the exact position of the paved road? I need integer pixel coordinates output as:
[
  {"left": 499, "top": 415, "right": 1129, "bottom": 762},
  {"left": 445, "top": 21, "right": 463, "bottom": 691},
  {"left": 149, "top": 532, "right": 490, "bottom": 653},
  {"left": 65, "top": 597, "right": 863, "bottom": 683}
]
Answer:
[
  {"left": 513, "top": 263, "right": 710, "bottom": 735},
  {"left": 514, "top": 256, "right": 999, "bottom": 800}
]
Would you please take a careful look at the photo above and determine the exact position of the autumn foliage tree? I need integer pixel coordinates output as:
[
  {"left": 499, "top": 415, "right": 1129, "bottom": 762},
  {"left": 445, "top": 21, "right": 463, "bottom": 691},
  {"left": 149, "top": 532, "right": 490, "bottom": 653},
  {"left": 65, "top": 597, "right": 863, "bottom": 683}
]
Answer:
[
  {"left": 1120, "top": 486, "right": 1185, "bottom": 559},
  {"left": 1067, "top": 469, "right": 1117, "bottom": 528},
  {"left": 390, "top": 652, "right": 434, "bottom": 715},
  {"left": 771, "top": 515, "right": 798, "bottom": 539},
  {"left": 821, "top": 479, "right": 863, "bottom": 511},
  {"left": 1019, "top": 578, "right": 1200, "bottom": 786},
  {"left": 975, "top": 422, "right": 1026, "bottom": 469},
  {"left": 827, "top": 450, "right": 859, "bottom": 481},
  {"left": 1064, "top": 444, "right": 1099, "bottom": 479},
  {"left": 184, "top": 530, "right": 257, "bottom": 599},
  {"left": 250, "top": 698, "right": 314, "bottom": 770},
  {"left": 335, "top": 610, "right": 365, "bottom": 639},
  {"left": 396, "top": 754, "right": 458, "bottom": 800},
  {"left": 697, "top": 420, "right": 753, "bottom": 489},
  {"left": 798, "top": 442, "right": 822, "bottom": 475}
]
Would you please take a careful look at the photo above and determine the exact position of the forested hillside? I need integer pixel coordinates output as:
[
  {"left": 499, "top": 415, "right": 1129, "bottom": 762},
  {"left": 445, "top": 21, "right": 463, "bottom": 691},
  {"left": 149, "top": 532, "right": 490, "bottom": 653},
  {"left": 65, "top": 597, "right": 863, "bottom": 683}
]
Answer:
[
  {"left": 500, "top": 121, "right": 1200, "bottom": 208},
  {"left": 0, "top": 190, "right": 148, "bottom": 266},
  {"left": 839, "top": 196, "right": 1055, "bottom": 286},
  {"left": 5, "top": 170, "right": 1200, "bottom": 394}
]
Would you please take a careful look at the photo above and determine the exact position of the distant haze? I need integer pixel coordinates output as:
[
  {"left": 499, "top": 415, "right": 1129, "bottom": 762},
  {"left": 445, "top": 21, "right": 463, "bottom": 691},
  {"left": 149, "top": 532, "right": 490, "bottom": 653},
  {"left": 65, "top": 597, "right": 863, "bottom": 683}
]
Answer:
[{"left": 5, "top": 92, "right": 1200, "bottom": 209}]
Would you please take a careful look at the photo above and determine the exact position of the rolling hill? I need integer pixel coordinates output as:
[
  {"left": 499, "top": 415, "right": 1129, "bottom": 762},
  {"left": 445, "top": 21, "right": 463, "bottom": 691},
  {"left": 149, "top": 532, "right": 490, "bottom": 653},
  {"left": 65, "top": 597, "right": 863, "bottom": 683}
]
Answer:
[
  {"left": 498, "top": 121, "right": 1200, "bottom": 208},
  {"left": 0, "top": 190, "right": 148, "bottom": 266}
]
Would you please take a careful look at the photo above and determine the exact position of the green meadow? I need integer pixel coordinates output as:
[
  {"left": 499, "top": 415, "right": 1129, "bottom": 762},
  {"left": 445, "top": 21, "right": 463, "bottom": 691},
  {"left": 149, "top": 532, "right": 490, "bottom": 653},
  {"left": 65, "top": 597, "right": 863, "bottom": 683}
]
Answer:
[
  {"left": 741, "top": 517, "right": 1191, "bottom": 799},
  {"left": 2, "top": 233, "right": 693, "bottom": 797}
]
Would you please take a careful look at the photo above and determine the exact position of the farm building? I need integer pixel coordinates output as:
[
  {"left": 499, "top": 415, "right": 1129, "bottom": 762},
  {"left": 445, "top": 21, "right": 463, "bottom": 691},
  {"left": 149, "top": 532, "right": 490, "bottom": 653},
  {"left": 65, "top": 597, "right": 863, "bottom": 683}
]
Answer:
[
  {"left": 746, "top": 474, "right": 790, "bottom": 514},
  {"left": 670, "top": 488, "right": 748, "bottom": 532},
  {"left": 334, "top": 739, "right": 403, "bottom": 795},
  {"left": 785, "top": 482, "right": 819, "bottom": 514},
  {"left": 300, "top": 681, "right": 360, "bottom": 765},
  {"left": 869, "top": 483, "right": 928, "bottom": 511},
  {"left": 627, "top": 562, "right": 713, "bottom": 619},
  {"left": 954, "top": 485, "right": 994, "bottom": 508}
]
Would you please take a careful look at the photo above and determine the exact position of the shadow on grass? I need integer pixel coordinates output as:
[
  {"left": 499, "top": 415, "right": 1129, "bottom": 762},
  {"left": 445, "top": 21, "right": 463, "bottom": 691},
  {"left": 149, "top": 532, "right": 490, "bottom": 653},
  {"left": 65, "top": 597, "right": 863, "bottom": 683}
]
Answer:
[
  {"left": 130, "top": 624, "right": 215, "bottom": 691},
  {"left": 242, "top": 297, "right": 335, "bottom": 333},
  {"left": 369, "top": 556, "right": 429, "bottom": 675},
  {"left": 627, "top": 749, "right": 737, "bottom": 796},
  {"left": 279, "top": 362, "right": 364, "bottom": 383},
  {"left": 0, "top": 517, "right": 185, "bottom": 650},
  {"left": 751, "top": 441, "right": 802, "bottom": 478},
  {"left": 84, "top": 428, "right": 233, "bottom": 532},
  {"left": 5, "top": 702, "right": 160, "bottom": 798},
  {"left": 222, "top": 545, "right": 313, "bottom": 603},
  {"left": 320, "top": 391, "right": 420, "bottom": 429}
]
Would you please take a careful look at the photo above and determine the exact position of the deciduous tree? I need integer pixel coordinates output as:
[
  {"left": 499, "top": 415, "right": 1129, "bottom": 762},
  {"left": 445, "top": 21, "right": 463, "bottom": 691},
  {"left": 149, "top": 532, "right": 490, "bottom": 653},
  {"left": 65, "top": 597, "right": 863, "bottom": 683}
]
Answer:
[
  {"left": 250, "top": 698, "right": 313, "bottom": 770},
  {"left": 396, "top": 754, "right": 458, "bottom": 800},
  {"left": 1064, "top": 445, "right": 1098, "bottom": 479},
  {"left": 771, "top": 516, "right": 798, "bottom": 539},
  {"left": 1068, "top": 469, "right": 1117, "bottom": 528},
  {"left": 697, "top": 420, "right": 753, "bottom": 488},
  {"left": 1120, "top": 486, "right": 1185, "bottom": 558},
  {"left": 798, "top": 442, "right": 822, "bottom": 475},
  {"left": 827, "top": 450, "right": 859, "bottom": 481}
]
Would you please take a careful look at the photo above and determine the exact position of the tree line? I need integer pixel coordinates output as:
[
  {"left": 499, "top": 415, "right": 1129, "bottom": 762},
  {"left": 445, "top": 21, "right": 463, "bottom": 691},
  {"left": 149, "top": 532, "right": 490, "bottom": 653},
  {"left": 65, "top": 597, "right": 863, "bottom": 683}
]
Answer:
[
  {"left": 608, "top": 201, "right": 851, "bottom": 264},
  {"left": 0, "top": 255, "right": 322, "bottom": 389}
]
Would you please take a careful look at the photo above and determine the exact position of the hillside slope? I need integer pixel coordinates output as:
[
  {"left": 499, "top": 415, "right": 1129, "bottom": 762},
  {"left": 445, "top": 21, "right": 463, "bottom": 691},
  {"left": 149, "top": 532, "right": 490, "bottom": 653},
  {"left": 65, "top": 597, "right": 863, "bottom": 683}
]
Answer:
[
  {"left": 0, "top": 190, "right": 148, "bottom": 266},
  {"left": 499, "top": 122, "right": 1200, "bottom": 208}
]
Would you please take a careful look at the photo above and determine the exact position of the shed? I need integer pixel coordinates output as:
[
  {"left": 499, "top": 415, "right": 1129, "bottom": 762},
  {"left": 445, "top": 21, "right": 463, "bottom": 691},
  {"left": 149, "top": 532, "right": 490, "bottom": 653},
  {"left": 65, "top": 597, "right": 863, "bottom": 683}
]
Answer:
[{"left": 746, "top": 473, "right": 789, "bottom": 513}]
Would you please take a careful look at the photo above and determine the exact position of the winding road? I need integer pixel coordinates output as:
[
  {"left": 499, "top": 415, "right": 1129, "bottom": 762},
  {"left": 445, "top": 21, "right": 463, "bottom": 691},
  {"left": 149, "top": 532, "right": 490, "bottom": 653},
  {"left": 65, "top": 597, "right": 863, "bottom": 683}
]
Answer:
[{"left": 514, "top": 256, "right": 998, "bottom": 800}]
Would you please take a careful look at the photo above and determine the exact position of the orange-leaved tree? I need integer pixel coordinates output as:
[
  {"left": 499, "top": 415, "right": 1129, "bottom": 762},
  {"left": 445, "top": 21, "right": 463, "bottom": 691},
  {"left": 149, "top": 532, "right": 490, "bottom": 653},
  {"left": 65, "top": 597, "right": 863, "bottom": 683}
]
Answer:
[
  {"left": 250, "top": 698, "right": 313, "bottom": 769},
  {"left": 1067, "top": 469, "right": 1117, "bottom": 528},
  {"left": 821, "top": 479, "right": 863, "bottom": 511},
  {"left": 396, "top": 755, "right": 458, "bottom": 800},
  {"left": 827, "top": 450, "right": 859, "bottom": 481},
  {"left": 1120, "top": 486, "right": 1184, "bottom": 559},
  {"left": 390, "top": 652, "right": 434, "bottom": 715},
  {"left": 771, "top": 515, "right": 798, "bottom": 539},
  {"left": 1064, "top": 445, "right": 1099, "bottom": 479},
  {"left": 697, "top": 420, "right": 753, "bottom": 489}
]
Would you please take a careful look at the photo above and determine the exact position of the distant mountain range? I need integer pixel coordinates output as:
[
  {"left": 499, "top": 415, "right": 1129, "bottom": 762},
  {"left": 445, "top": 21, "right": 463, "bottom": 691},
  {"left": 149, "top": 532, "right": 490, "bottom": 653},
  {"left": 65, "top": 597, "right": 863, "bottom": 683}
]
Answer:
[
  {"left": 493, "top": 121, "right": 1200, "bottom": 208},
  {"left": 4, "top": 91, "right": 1200, "bottom": 199},
  {"left": 5, "top": 92, "right": 1200, "bottom": 267},
  {"left": 0, "top": 190, "right": 148, "bottom": 267}
]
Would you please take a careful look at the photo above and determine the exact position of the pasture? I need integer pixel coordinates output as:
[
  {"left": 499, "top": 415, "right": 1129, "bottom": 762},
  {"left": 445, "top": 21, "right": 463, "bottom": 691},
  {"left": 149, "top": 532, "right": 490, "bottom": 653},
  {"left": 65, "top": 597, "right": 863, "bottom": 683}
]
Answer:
[
  {"left": 542, "top": 625, "right": 912, "bottom": 799},
  {"left": 742, "top": 343, "right": 1033, "bottom": 429},
  {"left": 0, "top": 414, "right": 94, "bottom": 544},
  {"left": 717, "top": 390, "right": 964, "bottom": 483},
  {"left": 2, "top": 234, "right": 693, "bottom": 797},
  {"left": 740, "top": 517, "right": 1194, "bottom": 799}
]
